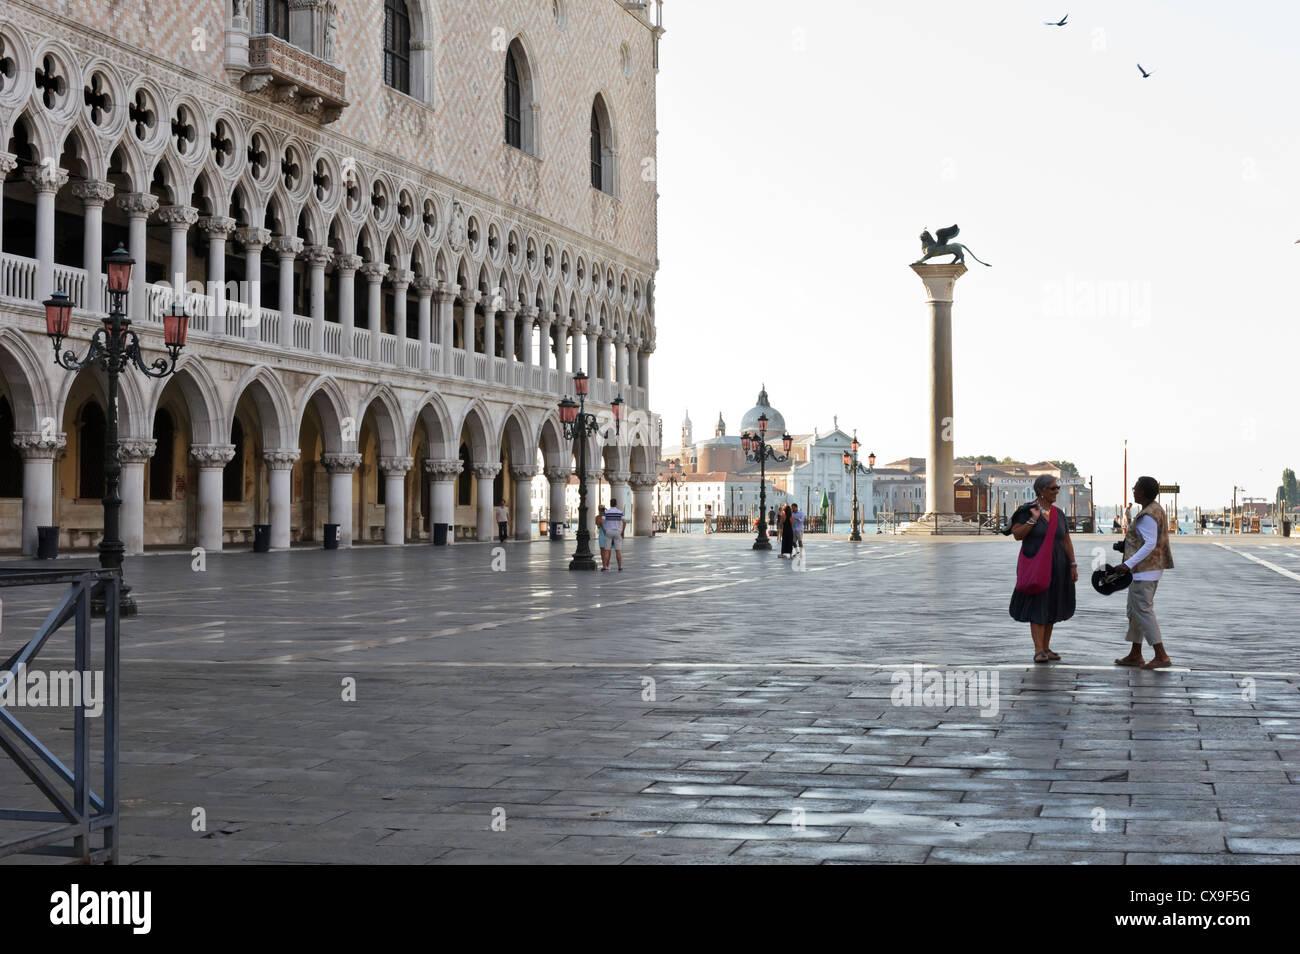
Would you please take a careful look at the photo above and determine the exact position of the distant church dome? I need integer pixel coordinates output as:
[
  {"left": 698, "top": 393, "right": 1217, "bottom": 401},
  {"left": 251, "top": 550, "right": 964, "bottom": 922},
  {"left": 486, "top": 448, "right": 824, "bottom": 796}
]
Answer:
[{"left": 740, "top": 384, "right": 786, "bottom": 436}]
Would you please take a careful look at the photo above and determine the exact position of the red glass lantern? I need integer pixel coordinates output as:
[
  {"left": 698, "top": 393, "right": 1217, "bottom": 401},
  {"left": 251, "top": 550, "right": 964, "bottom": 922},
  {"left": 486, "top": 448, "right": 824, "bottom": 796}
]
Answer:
[
  {"left": 558, "top": 396, "right": 578, "bottom": 424},
  {"left": 163, "top": 301, "right": 189, "bottom": 349},
  {"left": 573, "top": 371, "right": 589, "bottom": 396},
  {"left": 105, "top": 244, "right": 134, "bottom": 294},
  {"left": 757, "top": 413, "right": 768, "bottom": 435},
  {"left": 842, "top": 451, "right": 852, "bottom": 469},
  {"left": 868, "top": 452, "right": 876, "bottom": 469},
  {"left": 851, "top": 436, "right": 860, "bottom": 454},
  {"left": 782, "top": 433, "right": 793, "bottom": 454},
  {"left": 741, "top": 433, "right": 752, "bottom": 453},
  {"left": 44, "top": 291, "right": 73, "bottom": 339},
  {"left": 611, "top": 396, "right": 625, "bottom": 420}
]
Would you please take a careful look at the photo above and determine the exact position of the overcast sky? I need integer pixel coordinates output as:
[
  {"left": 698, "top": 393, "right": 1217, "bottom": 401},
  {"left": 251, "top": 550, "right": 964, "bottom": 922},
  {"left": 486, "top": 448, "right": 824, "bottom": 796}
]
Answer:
[{"left": 654, "top": 0, "right": 1299, "bottom": 508}]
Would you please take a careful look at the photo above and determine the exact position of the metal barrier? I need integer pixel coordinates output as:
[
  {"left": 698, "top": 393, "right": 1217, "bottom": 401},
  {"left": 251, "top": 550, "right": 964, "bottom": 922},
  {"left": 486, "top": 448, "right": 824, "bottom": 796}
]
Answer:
[{"left": 0, "top": 566, "right": 119, "bottom": 863}]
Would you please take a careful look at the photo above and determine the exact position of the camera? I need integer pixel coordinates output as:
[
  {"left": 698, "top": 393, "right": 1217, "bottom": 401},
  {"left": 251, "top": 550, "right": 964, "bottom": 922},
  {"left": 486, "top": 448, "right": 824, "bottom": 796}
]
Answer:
[{"left": 1112, "top": 541, "right": 1126, "bottom": 553}]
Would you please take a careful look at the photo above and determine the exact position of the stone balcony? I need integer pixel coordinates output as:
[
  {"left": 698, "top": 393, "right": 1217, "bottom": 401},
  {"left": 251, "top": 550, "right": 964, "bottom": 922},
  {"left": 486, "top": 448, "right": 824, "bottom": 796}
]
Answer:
[{"left": 241, "top": 34, "right": 347, "bottom": 124}]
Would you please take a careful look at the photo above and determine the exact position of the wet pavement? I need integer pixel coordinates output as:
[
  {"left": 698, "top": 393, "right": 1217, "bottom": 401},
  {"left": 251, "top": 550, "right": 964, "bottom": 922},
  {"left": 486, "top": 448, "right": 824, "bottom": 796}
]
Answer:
[{"left": 2, "top": 534, "right": 1298, "bottom": 863}]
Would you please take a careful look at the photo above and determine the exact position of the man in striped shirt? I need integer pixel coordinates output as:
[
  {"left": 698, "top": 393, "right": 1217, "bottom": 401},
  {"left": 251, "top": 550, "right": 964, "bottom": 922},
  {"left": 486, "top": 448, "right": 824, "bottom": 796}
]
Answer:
[{"left": 603, "top": 499, "right": 625, "bottom": 571}]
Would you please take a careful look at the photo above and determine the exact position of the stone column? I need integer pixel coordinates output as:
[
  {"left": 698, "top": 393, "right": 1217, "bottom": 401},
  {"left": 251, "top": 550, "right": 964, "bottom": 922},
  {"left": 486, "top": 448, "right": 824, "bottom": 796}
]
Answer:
[
  {"left": 615, "top": 334, "right": 629, "bottom": 394},
  {"left": 425, "top": 459, "right": 462, "bottom": 542},
  {"left": 544, "top": 466, "right": 571, "bottom": 533},
  {"left": 553, "top": 317, "right": 570, "bottom": 392},
  {"left": 414, "top": 277, "right": 437, "bottom": 371},
  {"left": 607, "top": 469, "right": 631, "bottom": 533},
  {"left": 158, "top": 205, "right": 198, "bottom": 297},
  {"left": 461, "top": 291, "right": 480, "bottom": 367},
  {"left": 190, "top": 443, "right": 236, "bottom": 552},
  {"left": 380, "top": 456, "right": 413, "bottom": 544},
  {"left": 24, "top": 164, "right": 69, "bottom": 302},
  {"left": 586, "top": 326, "right": 599, "bottom": 384},
  {"left": 502, "top": 305, "right": 518, "bottom": 385},
  {"left": 474, "top": 463, "right": 501, "bottom": 541},
  {"left": 361, "top": 262, "right": 388, "bottom": 360},
  {"left": 509, "top": 466, "right": 535, "bottom": 540},
  {"left": 584, "top": 475, "right": 601, "bottom": 540},
  {"left": 521, "top": 307, "right": 536, "bottom": 382},
  {"left": 235, "top": 227, "right": 271, "bottom": 341},
  {"left": 538, "top": 313, "right": 553, "bottom": 383},
  {"left": 267, "top": 235, "right": 302, "bottom": 345},
  {"left": 911, "top": 263, "right": 967, "bottom": 528},
  {"left": 435, "top": 283, "right": 457, "bottom": 374},
  {"left": 629, "top": 473, "right": 656, "bottom": 537},
  {"left": 117, "top": 438, "right": 155, "bottom": 555},
  {"left": 264, "top": 449, "right": 300, "bottom": 549},
  {"left": 639, "top": 347, "right": 651, "bottom": 405},
  {"left": 304, "top": 244, "right": 333, "bottom": 353},
  {"left": 389, "top": 268, "right": 413, "bottom": 367},
  {"left": 332, "top": 252, "right": 361, "bottom": 357},
  {"left": 71, "top": 180, "right": 115, "bottom": 315},
  {"left": 482, "top": 294, "right": 498, "bottom": 366},
  {"left": 117, "top": 193, "right": 159, "bottom": 324},
  {"left": 199, "top": 215, "right": 237, "bottom": 336},
  {"left": 321, "top": 452, "right": 362, "bottom": 548},
  {"left": 12, "top": 431, "right": 66, "bottom": 556}
]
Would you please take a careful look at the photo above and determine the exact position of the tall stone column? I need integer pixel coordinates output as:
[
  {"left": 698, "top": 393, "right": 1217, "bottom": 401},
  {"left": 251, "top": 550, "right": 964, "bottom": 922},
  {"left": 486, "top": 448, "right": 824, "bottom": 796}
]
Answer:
[
  {"left": 414, "top": 276, "right": 436, "bottom": 371},
  {"left": 361, "top": 262, "right": 388, "bottom": 360},
  {"left": 267, "top": 235, "right": 302, "bottom": 345},
  {"left": 538, "top": 313, "right": 553, "bottom": 383},
  {"left": 380, "top": 456, "right": 413, "bottom": 544},
  {"left": 509, "top": 466, "right": 535, "bottom": 540},
  {"left": 304, "top": 244, "right": 333, "bottom": 353},
  {"left": 12, "top": 431, "right": 66, "bottom": 556},
  {"left": 435, "top": 283, "right": 457, "bottom": 374},
  {"left": 389, "top": 268, "right": 413, "bottom": 367},
  {"left": 629, "top": 474, "right": 656, "bottom": 537},
  {"left": 425, "top": 459, "right": 462, "bottom": 542},
  {"left": 639, "top": 347, "right": 652, "bottom": 405},
  {"left": 264, "top": 450, "right": 300, "bottom": 549},
  {"left": 235, "top": 227, "right": 271, "bottom": 341},
  {"left": 24, "top": 164, "right": 69, "bottom": 302},
  {"left": 321, "top": 452, "right": 362, "bottom": 548},
  {"left": 334, "top": 252, "right": 361, "bottom": 357},
  {"left": 544, "top": 466, "right": 571, "bottom": 534},
  {"left": 586, "top": 327, "right": 599, "bottom": 383},
  {"left": 71, "top": 181, "right": 115, "bottom": 315},
  {"left": 117, "top": 193, "right": 159, "bottom": 324},
  {"left": 910, "top": 263, "right": 967, "bottom": 530},
  {"left": 607, "top": 469, "right": 631, "bottom": 532},
  {"left": 584, "top": 475, "right": 601, "bottom": 540},
  {"left": 158, "top": 205, "right": 198, "bottom": 297},
  {"left": 474, "top": 463, "right": 501, "bottom": 541},
  {"left": 482, "top": 295, "right": 498, "bottom": 367},
  {"left": 117, "top": 438, "right": 155, "bottom": 555},
  {"left": 190, "top": 443, "right": 236, "bottom": 552},
  {"left": 553, "top": 317, "right": 570, "bottom": 392},
  {"left": 615, "top": 334, "right": 628, "bottom": 393},
  {"left": 502, "top": 305, "right": 518, "bottom": 386},
  {"left": 199, "top": 215, "right": 237, "bottom": 336},
  {"left": 521, "top": 308, "right": 536, "bottom": 382}
]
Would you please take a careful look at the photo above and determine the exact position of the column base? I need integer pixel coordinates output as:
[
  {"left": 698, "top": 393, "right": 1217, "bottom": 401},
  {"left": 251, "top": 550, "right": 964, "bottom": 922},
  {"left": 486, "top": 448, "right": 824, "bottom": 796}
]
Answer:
[{"left": 897, "top": 512, "right": 980, "bottom": 535}]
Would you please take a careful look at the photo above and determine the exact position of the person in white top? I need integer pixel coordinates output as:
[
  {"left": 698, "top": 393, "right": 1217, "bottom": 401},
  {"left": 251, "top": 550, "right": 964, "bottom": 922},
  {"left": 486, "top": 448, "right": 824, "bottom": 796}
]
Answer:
[
  {"left": 494, "top": 502, "right": 509, "bottom": 543},
  {"left": 1114, "top": 476, "right": 1175, "bottom": 669},
  {"left": 602, "top": 499, "right": 625, "bottom": 571}
]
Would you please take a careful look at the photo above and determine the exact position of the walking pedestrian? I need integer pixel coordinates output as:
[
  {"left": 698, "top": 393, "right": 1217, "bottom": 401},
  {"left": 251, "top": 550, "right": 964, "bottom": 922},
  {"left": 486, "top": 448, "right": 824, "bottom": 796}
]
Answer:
[
  {"left": 494, "top": 500, "right": 509, "bottom": 543},
  {"left": 791, "top": 503, "right": 804, "bottom": 550},
  {"left": 596, "top": 504, "right": 609, "bottom": 569},
  {"left": 1114, "top": 476, "right": 1175, "bottom": 669},
  {"left": 1005, "top": 475, "right": 1077, "bottom": 663},
  {"left": 603, "top": 498, "right": 625, "bottom": 571},
  {"left": 779, "top": 504, "right": 795, "bottom": 557},
  {"left": 768, "top": 506, "right": 776, "bottom": 536}
]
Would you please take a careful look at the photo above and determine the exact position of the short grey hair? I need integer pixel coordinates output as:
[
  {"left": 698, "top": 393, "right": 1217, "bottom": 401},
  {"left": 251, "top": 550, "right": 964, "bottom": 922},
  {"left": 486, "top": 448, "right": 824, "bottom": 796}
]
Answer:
[{"left": 1033, "top": 475, "right": 1057, "bottom": 494}]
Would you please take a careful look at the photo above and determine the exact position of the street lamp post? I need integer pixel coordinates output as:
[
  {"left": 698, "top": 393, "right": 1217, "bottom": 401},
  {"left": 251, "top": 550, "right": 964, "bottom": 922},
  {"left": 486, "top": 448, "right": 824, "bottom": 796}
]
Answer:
[
  {"left": 44, "top": 244, "right": 187, "bottom": 616},
  {"left": 973, "top": 458, "right": 983, "bottom": 535},
  {"left": 741, "top": 413, "right": 791, "bottom": 551},
  {"left": 664, "top": 458, "right": 683, "bottom": 531},
  {"left": 558, "top": 371, "right": 622, "bottom": 571},
  {"left": 840, "top": 431, "right": 873, "bottom": 542}
]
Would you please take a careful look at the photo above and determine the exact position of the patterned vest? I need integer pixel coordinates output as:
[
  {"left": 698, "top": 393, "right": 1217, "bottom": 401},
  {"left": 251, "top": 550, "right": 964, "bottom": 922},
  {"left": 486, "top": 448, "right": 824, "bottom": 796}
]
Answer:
[{"left": 1123, "top": 500, "right": 1174, "bottom": 572}]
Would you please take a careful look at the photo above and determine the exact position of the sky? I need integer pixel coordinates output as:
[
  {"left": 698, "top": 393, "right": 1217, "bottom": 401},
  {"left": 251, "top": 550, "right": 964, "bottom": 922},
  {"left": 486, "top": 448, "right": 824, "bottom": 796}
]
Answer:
[{"left": 653, "top": 0, "right": 1300, "bottom": 508}]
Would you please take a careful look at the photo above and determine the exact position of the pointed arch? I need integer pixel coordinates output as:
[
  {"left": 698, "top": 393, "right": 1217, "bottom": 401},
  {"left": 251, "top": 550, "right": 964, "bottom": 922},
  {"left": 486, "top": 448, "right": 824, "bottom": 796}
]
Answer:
[
  {"left": 228, "top": 364, "right": 295, "bottom": 449},
  {"left": 294, "top": 374, "right": 351, "bottom": 454},
  {"left": 356, "top": 383, "right": 404, "bottom": 458}
]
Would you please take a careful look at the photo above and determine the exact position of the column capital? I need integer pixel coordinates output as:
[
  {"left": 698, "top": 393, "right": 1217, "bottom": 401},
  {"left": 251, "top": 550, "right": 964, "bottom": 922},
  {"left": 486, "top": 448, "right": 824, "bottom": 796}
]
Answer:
[
  {"left": 413, "top": 276, "right": 438, "bottom": 296},
  {"left": 304, "top": 244, "right": 334, "bottom": 267},
  {"left": 157, "top": 205, "right": 200, "bottom": 228},
  {"left": 117, "top": 438, "right": 157, "bottom": 462},
  {"left": 235, "top": 227, "right": 272, "bottom": 250},
  {"left": 909, "top": 263, "right": 967, "bottom": 302},
  {"left": 379, "top": 455, "right": 414, "bottom": 475},
  {"left": 11, "top": 431, "right": 67, "bottom": 459},
  {"left": 509, "top": 465, "right": 537, "bottom": 481},
  {"left": 432, "top": 281, "right": 457, "bottom": 304},
  {"left": 263, "top": 449, "right": 301, "bottom": 470},
  {"left": 0, "top": 153, "right": 17, "bottom": 177},
  {"left": 268, "top": 235, "right": 304, "bottom": 257},
  {"left": 360, "top": 261, "right": 389, "bottom": 283},
  {"left": 501, "top": 303, "right": 520, "bottom": 318},
  {"left": 543, "top": 465, "right": 572, "bottom": 482},
  {"left": 628, "top": 473, "right": 658, "bottom": 488},
  {"left": 321, "top": 452, "right": 363, "bottom": 474},
  {"left": 538, "top": 311, "right": 554, "bottom": 327},
  {"left": 606, "top": 470, "right": 632, "bottom": 484},
  {"left": 199, "top": 215, "right": 238, "bottom": 238},
  {"left": 116, "top": 192, "right": 160, "bottom": 217},
  {"left": 23, "top": 165, "right": 68, "bottom": 193},
  {"left": 472, "top": 463, "right": 502, "bottom": 480},
  {"left": 335, "top": 252, "right": 364, "bottom": 273},
  {"left": 388, "top": 268, "right": 414, "bottom": 288},
  {"left": 71, "top": 180, "right": 116, "bottom": 206},
  {"left": 423, "top": 458, "right": 464, "bottom": 481},
  {"left": 189, "top": 443, "right": 236, "bottom": 468},
  {"left": 460, "top": 289, "right": 482, "bottom": 307}
]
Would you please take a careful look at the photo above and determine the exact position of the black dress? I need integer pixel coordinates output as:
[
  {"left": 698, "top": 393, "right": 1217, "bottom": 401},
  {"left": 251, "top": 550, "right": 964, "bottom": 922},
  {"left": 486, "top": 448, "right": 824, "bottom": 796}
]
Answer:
[
  {"left": 1008, "top": 504, "right": 1075, "bottom": 624},
  {"left": 780, "top": 513, "right": 794, "bottom": 555}
]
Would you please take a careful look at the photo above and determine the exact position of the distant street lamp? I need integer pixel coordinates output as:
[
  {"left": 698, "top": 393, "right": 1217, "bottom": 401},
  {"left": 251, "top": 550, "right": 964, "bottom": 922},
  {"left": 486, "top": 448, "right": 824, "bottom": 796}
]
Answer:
[
  {"left": 663, "top": 458, "right": 683, "bottom": 531},
  {"left": 840, "top": 430, "right": 872, "bottom": 542},
  {"left": 558, "top": 371, "right": 622, "bottom": 570},
  {"left": 45, "top": 245, "right": 187, "bottom": 615},
  {"left": 741, "top": 413, "right": 791, "bottom": 551}
]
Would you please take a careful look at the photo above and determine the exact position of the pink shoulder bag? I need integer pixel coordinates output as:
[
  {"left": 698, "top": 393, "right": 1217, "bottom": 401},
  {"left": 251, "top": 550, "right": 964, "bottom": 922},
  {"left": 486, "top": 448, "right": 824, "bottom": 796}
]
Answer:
[{"left": 1015, "top": 506, "right": 1057, "bottom": 595}]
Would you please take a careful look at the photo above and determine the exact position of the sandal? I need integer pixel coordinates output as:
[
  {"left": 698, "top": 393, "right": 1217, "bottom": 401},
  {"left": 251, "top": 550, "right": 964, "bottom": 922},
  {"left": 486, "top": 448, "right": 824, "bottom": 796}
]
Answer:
[
  {"left": 1114, "top": 657, "right": 1144, "bottom": 667},
  {"left": 1142, "top": 658, "right": 1173, "bottom": 670},
  {"left": 1044, "top": 649, "right": 1060, "bottom": 661},
  {"left": 1033, "top": 651, "right": 1051, "bottom": 664}
]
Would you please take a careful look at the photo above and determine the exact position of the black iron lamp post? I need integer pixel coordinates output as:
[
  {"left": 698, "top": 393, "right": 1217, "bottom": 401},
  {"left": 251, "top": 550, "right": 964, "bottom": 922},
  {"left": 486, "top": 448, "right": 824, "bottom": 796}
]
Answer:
[
  {"left": 741, "top": 413, "right": 792, "bottom": 551},
  {"left": 663, "top": 458, "right": 683, "bottom": 531},
  {"left": 840, "top": 431, "right": 873, "bottom": 542},
  {"left": 44, "top": 245, "right": 187, "bottom": 616},
  {"left": 559, "top": 371, "right": 621, "bottom": 571}
]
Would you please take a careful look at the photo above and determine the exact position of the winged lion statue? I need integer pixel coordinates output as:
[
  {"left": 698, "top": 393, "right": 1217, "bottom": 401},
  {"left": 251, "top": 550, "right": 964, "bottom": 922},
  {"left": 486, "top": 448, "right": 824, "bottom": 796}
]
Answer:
[{"left": 913, "top": 225, "right": 991, "bottom": 267}]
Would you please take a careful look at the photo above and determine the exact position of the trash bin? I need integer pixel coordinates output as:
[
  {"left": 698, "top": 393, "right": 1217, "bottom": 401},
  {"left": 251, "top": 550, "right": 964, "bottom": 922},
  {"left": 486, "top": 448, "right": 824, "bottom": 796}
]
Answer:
[
  {"left": 323, "top": 523, "right": 340, "bottom": 550},
  {"left": 432, "top": 522, "right": 448, "bottom": 546},
  {"left": 538, "top": 519, "right": 548, "bottom": 537},
  {"left": 1284, "top": 520, "right": 1292, "bottom": 538},
  {"left": 549, "top": 520, "right": 564, "bottom": 541},
  {"left": 37, "top": 525, "right": 59, "bottom": 560},
  {"left": 253, "top": 524, "right": 271, "bottom": 553}
]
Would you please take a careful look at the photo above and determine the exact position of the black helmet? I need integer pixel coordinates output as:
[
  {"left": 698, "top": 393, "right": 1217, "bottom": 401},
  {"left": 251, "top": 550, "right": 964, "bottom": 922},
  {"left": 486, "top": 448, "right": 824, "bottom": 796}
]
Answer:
[{"left": 1091, "top": 565, "right": 1132, "bottom": 596}]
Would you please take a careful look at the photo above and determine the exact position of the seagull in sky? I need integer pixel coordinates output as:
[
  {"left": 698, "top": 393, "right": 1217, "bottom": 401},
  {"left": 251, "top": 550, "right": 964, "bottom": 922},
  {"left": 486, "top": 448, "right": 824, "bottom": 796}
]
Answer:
[
  {"left": 1137, "top": 63, "right": 1153, "bottom": 78},
  {"left": 1044, "top": 14, "right": 1068, "bottom": 26}
]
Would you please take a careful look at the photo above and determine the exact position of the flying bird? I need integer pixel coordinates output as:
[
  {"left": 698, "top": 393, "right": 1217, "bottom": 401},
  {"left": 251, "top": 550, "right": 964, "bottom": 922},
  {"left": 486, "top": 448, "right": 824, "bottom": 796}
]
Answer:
[
  {"left": 1137, "top": 63, "right": 1153, "bottom": 78},
  {"left": 1044, "top": 14, "right": 1068, "bottom": 26}
]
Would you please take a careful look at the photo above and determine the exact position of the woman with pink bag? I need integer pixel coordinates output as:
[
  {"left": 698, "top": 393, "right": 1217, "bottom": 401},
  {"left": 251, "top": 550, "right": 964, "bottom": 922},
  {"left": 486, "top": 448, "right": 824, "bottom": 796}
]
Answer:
[{"left": 1004, "top": 474, "right": 1078, "bottom": 663}]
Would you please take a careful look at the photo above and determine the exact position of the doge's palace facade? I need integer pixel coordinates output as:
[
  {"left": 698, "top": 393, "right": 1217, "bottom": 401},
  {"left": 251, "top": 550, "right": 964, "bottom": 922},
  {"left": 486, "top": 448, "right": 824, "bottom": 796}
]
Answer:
[{"left": 0, "top": 0, "right": 662, "bottom": 554}]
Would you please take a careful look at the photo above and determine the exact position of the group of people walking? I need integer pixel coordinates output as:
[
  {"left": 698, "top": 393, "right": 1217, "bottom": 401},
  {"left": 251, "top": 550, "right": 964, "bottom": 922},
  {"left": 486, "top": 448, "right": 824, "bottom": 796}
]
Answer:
[{"left": 1006, "top": 474, "right": 1175, "bottom": 668}]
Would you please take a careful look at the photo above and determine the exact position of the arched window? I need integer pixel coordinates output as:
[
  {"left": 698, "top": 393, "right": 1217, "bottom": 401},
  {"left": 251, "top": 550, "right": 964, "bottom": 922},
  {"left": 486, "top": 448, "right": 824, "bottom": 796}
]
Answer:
[
  {"left": 505, "top": 52, "right": 522, "bottom": 148},
  {"left": 78, "top": 402, "right": 106, "bottom": 500},
  {"left": 150, "top": 409, "right": 175, "bottom": 500},
  {"left": 224, "top": 418, "right": 245, "bottom": 502},
  {"left": 590, "top": 106, "right": 603, "bottom": 190},
  {"left": 384, "top": 0, "right": 412, "bottom": 95},
  {"left": 504, "top": 40, "right": 537, "bottom": 154},
  {"left": 457, "top": 442, "right": 472, "bottom": 505},
  {"left": 253, "top": 0, "right": 290, "bottom": 41},
  {"left": 589, "top": 95, "right": 615, "bottom": 195}
]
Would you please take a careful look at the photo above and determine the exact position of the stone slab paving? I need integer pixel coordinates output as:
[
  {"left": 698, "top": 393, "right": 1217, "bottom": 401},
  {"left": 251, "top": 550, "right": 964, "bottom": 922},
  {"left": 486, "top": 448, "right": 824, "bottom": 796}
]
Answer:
[{"left": 1, "top": 534, "right": 1298, "bottom": 864}]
